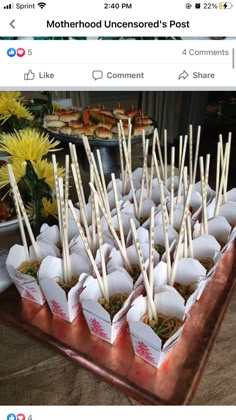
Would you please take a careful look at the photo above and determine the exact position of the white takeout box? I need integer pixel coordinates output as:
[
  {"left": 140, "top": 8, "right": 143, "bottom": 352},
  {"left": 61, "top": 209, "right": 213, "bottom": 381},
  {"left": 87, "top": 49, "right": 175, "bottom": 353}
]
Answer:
[
  {"left": 36, "top": 223, "right": 60, "bottom": 247},
  {"left": 80, "top": 267, "right": 142, "bottom": 344},
  {"left": 193, "top": 215, "right": 231, "bottom": 246},
  {"left": 107, "top": 243, "right": 159, "bottom": 274},
  {"left": 178, "top": 234, "right": 221, "bottom": 264},
  {"left": 150, "top": 258, "right": 206, "bottom": 311},
  {"left": 6, "top": 244, "right": 45, "bottom": 305},
  {"left": 38, "top": 255, "right": 88, "bottom": 322},
  {"left": 127, "top": 290, "right": 185, "bottom": 368}
]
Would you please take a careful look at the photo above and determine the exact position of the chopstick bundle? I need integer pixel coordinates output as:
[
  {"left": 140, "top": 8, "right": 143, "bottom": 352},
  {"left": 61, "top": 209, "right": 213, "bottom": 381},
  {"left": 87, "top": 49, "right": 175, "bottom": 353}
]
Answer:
[
  {"left": 214, "top": 142, "right": 230, "bottom": 216},
  {"left": 89, "top": 182, "right": 133, "bottom": 274},
  {"left": 82, "top": 135, "right": 109, "bottom": 214},
  {"left": 68, "top": 200, "right": 106, "bottom": 297},
  {"left": 111, "top": 173, "right": 126, "bottom": 253},
  {"left": 164, "top": 129, "right": 168, "bottom": 186},
  {"left": 159, "top": 181, "right": 171, "bottom": 279},
  {"left": 119, "top": 121, "right": 138, "bottom": 217},
  {"left": 169, "top": 146, "right": 175, "bottom": 226},
  {"left": 122, "top": 120, "right": 133, "bottom": 195},
  {"left": 170, "top": 184, "right": 193, "bottom": 286},
  {"left": 138, "top": 138, "right": 149, "bottom": 219},
  {"left": 189, "top": 125, "right": 193, "bottom": 184},
  {"left": 7, "top": 164, "right": 41, "bottom": 261},
  {"left": 118, "top": 123, "right": 125, "bottom": 194},
  {"left": 149, "top": 206, "right": 155, "bottom": 295},
  {"left": 130, "top": 219, "right": 157, "bottom": 321},
  {"left": 156, "top": 129, "right": 164, "bottom": 180},
  {"left": 58, "top": 176, "right": 72, "bottom": 284},
  {"left": 149, "top": 129, "right": 157, "bottom": 199},
  {"left": 69, "top": 143, "right": 86, "bottom": 210},
  {"left": 192, "top": 126, "right": 201, "bottom": 185},
  {"left": 177, "top": 135, "right": 188, "bottom": 203},
  {"left": 223, "top": 132, "right": 232, "bottom": 203},
  {"left": 94, "top": 194, "right": 109, "bottom": 303}
]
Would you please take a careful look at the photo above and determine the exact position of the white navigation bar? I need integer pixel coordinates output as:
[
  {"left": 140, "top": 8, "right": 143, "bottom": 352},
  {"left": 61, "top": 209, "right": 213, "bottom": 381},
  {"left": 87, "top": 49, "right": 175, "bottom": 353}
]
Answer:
[{"left": 0, "top": 0, "right": 235, "bottom": 36}]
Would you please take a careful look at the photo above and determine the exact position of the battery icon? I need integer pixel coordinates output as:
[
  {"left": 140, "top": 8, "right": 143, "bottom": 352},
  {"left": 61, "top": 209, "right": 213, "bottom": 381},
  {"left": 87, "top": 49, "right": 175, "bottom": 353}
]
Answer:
[{"left": 219, "top": 2, "right": 233, "bottom": 8}]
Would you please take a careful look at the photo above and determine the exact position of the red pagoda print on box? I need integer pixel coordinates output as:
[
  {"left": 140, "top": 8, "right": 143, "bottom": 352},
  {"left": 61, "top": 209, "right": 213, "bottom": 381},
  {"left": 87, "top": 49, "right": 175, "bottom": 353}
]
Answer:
[
  {"left": 135, "top": 340, "right": 155, "bottom": 364},
  {"left": 89, "top": 318, "right": 108, "bottom": 340},
  {"left": 23, "top": 289, "right": 36, "bottom": 302},
  {"left": 50, "top": 299, "right": 67, "bottom": 319}
]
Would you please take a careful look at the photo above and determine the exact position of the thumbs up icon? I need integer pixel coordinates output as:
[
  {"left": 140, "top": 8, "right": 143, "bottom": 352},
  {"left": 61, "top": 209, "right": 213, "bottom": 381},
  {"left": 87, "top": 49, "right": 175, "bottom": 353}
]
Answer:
[{"left": 24, "top": 69, "right": 35, "bottom": 81}]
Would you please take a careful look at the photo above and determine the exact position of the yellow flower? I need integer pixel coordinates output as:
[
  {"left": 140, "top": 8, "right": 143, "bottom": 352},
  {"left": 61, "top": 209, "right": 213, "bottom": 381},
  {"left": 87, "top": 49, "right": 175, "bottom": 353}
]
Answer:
[
  {"left": 0, "top": 159, "right": 26, "bottom": 188},
  {"left": 0, "top": 91, "right": 33, "bottom": 124},
  {"left": 26, "top": 198, "right": 58, "bottom": 219},
  {"left": 0, "top": 128, "right": 61, "bottom": 161},
  {"left": 41, "top": 197, "right": 58, "bottom": 218},
  {"left": 32, "top": 159, "right": 64, "bottom": 189}
]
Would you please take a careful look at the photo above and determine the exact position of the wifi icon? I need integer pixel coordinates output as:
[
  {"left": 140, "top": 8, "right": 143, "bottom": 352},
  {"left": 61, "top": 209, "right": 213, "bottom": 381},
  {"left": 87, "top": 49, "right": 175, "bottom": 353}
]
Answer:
[{"left": 38, "top": 2, "right": 46, "bottom": 8}]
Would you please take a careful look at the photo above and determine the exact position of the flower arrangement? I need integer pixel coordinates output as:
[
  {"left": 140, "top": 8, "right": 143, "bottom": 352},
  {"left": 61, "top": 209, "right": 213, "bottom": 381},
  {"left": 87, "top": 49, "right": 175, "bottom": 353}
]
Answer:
[
  {"left": 0, "top": 91, "right": 33, "bottom": 132},
  {"left": 0, "top": 127, "right": 63, "bottom": 233}
]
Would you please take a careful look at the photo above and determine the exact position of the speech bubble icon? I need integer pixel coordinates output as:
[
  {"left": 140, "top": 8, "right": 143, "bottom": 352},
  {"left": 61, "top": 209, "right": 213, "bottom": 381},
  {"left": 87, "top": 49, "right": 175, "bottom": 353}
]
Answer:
[{"left": 92, "top": 70, "right": 103, "bottom": 80}]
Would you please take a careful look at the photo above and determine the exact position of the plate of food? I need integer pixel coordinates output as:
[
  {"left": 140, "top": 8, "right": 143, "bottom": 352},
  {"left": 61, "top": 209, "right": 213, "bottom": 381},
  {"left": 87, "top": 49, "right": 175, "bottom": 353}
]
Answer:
[{"left": 43, "top": 106, "right": 156, "bottom": 146}]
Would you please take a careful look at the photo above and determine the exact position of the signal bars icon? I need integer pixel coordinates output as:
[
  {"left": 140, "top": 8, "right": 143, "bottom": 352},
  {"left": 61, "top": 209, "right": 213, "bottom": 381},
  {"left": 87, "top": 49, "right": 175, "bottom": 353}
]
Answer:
[{"left": 3, "top": 3, "right": 13, "bottom": 8}]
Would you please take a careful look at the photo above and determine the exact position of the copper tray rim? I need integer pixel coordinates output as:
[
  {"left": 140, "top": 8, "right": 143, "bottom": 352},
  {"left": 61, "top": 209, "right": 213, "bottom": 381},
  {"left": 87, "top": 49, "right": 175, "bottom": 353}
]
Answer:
[{"left": 1, "top": 241, "right": 236, "bottom": 406}]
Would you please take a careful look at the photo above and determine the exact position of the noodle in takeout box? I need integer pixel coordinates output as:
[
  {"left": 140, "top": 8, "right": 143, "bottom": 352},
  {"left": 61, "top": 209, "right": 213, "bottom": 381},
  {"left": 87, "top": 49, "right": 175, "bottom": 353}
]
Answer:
[
  {"left": 38, "top": 255, "right": 88, "bottom": 322},
  {"left": 80, "top": 268, "right": 143, "bottom": 344},
  {"left": 4, "top": 165, "right": 48, "bottom": 306},
  {"left": 6, "top": 244, "right": 46, "bottom": 305},
  {"left": 127, "top": 290, "right": 186, "bottom": 368}
]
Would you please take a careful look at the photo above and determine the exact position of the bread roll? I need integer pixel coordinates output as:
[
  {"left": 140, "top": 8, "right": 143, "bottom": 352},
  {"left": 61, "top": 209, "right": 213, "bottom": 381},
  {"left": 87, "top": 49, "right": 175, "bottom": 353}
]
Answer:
[
  {"left": 44, "top": 114, "right": 59, "bottom": 122},
  {"left": 95, "top": 127, "right": 112, "bottom": 139},
  {"left": 60, "top": 126, "right": 73, "bottom": 136}
]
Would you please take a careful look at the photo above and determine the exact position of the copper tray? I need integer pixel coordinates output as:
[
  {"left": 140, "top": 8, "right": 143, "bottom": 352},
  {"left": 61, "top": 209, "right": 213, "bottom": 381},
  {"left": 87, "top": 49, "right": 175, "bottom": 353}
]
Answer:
[{"left": 0, "top": 241, "right": 236, "bottom": 405}]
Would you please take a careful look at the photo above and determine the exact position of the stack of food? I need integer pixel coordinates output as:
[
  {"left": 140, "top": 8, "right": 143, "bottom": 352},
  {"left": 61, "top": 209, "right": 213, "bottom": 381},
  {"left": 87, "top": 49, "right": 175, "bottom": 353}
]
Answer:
[
  {"left": 4, "top": 121, "right": 235, "bottom": 367},
  {"left": 43, "top": 106, "right": 154, "bottom": 140}
]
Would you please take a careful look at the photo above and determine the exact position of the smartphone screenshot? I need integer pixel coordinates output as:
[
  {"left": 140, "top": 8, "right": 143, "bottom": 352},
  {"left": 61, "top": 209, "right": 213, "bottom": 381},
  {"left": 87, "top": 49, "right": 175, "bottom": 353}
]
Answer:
[{"left": 0, "top": 0, "right": 236, "bottom": 416}]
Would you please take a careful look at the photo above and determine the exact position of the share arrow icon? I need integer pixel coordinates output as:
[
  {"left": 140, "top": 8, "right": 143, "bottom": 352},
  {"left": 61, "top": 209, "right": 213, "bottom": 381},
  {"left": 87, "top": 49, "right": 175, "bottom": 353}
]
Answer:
[{"left": 178, "top": 70, "right": 189, "bottom": 80}]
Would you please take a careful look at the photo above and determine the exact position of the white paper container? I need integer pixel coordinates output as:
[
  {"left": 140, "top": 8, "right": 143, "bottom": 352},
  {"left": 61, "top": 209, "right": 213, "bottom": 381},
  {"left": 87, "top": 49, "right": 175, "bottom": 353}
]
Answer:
[
  {"left": 107, "top": 243, "right": 159, "bottom": 275},
  {"left": 6, "top": 244, "right": 45, "bottom": 305},
  {"left": 154, "top": 224, "right": 178, "bottom": 249},
  {"left": 226, "top": 188, "right": 236, "bottom": 202},
  {"left": 0, "top": 248, "right": 12, "bottom": 293},
  {"left": 67, "top": 207, "right": 81, "bottom": 241},
  {"left": 193, "top": 215, "right": 231, "bottom": 246},
  {"left": 101, "top": 211, "right": 139, "bottom": 238},
  {"left": 139, "top": 198, "right": 156, "bottom": 223},
  {"left": 69, "top": 232, "right": 116, "bottom": 256},
  {"left": 194, "top": 181, "right": 215, "bottom": 203},
  {"left": 106, "top": 189, "right": 123, "bottom": 211},
  {"left": 150, "top": 179, "right": 170, "bottom": 205},
  {"left": 38, "top": 255, "right": 87, "bottom": 322},
  {"left": 126, "top": 226, "right": 149, "bottom": 247},
  {"left": 178, "top": 234, "right": 221, "bottom": 263},
  {"left": 30, "top": 240, "right": 61, "bottom": 259},
  {"left": 36, "top": 223, "right": 60, "bottom": 246},
  {"left": 80, "top": 267, "right": 141, "bottom": 344},
  {"left": 150, "top": 258, "right": 206, "bottom": 311},
  {"left": 166, "top": 175, "right": 180, "bottom": 194},
  {"left": 127, "top": 291, "right": 185, "bottom": 368},
  {"left": 132, "top": 167, "right": 143, "bottom": 183},
  {"left": 107, "top": 177, "right": 123, "bottom": 195},
  {"left": 121, "top": 200, "right": 135, "bottom": 217},
  {"left": 219, "top": 201, "right": 236, "bottom": 227}
]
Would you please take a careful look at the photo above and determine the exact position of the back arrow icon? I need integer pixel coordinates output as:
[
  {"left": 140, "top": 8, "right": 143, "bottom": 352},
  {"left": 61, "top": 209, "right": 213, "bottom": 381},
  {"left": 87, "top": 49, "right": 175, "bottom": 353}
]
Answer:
[
  {"left": 178, "top": 70, "right": 189, "bottom": 80},
  {"left": 10, "top": 19, "right": 15, "bottom": 29}
]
